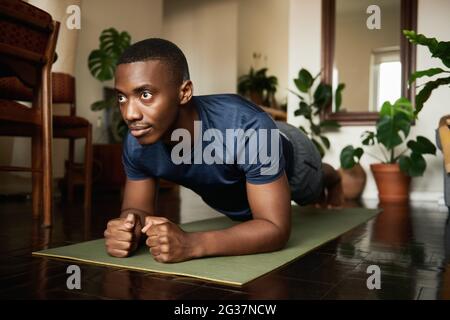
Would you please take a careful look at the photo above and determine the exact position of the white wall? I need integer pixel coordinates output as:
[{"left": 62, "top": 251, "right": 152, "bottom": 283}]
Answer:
[
  {"left": 238, "top": 0, "right": 289, "bottom": 105},
  {"left": 287, "top": 0, "right": 322, "bottom": 128},
  {"left": 163, "top": 0, "right": 238, "bottom": 96},
  {"left": 287, "top": 0, "right": 450, "bottom": 202}
]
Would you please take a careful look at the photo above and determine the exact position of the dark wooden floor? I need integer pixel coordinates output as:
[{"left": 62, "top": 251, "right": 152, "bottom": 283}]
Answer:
[{"left": 1, "top": 188, "right": 450, "bottom": 300}]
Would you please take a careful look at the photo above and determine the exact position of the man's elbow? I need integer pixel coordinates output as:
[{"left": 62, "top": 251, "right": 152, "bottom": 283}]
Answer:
[{"left": 272, "top": 225, "right": 291, "bottom": 251}]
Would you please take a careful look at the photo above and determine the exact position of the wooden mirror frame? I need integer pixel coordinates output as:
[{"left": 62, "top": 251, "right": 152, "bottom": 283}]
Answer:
[{"left": 321, "top": 0, "right": 417, "bottom": 125}]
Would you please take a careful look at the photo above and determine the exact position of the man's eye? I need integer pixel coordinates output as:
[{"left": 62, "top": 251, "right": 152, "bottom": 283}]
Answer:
[
  {"left": 141, "top": 91, "right": 152, "bottom": 100},
  {"left": 117, "top": 95, "right": 126, "bottom": 103}
]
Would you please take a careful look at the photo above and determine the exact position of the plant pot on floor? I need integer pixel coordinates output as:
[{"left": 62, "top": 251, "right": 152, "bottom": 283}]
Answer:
[
  {"left": 370, "top": 163, "right": 411, "bottom": 203},
  {"left": 339, "top": 164, "right": 367, "bottom": 200}
]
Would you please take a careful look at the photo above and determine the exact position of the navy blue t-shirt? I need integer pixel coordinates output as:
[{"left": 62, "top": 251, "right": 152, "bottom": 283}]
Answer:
[{"left": 122, "top": 94, "right": 293, "bottom": 220}]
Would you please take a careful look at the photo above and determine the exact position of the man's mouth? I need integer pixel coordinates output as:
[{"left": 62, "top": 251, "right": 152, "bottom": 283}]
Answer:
[{"left": 129, "top": 125, "right": 153, "bottom": 138}]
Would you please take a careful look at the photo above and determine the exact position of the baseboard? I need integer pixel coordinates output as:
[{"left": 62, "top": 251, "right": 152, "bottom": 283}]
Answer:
[{"left": 363, "top": 191, "right": 442, "bottom": 202}]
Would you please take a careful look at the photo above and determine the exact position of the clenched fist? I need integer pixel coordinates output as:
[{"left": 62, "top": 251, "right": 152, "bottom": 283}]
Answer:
[
  {"left": 104, "top": 213, "right": 142, "bottom": 257},
  {"left": 141, "top": 216, "right": 197, "bottom": 263}
]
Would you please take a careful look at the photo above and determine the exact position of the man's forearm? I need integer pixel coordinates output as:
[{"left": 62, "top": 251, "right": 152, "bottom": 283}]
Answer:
[{"left": 188, "top": 218, "right": 291, "bottom": 258}]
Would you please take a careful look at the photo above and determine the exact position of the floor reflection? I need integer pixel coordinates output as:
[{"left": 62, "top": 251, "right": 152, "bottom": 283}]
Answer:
[{"left": 2, "top": 190, "right": 450, "bottom": 299}]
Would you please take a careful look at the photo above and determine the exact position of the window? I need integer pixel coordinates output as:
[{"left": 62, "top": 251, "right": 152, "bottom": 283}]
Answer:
[{"left": 369, "top": 47, "right": 401, "bottom": 111}]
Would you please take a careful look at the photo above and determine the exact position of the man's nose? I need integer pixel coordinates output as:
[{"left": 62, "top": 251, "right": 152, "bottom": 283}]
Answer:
[{"left": 124, "top": 102, "right": 143, "bottom": 122}]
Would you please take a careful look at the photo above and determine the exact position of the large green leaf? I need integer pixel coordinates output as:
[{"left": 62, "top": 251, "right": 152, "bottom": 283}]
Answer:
[
  {"left": 340, "top": 145, "right": 364, "bottom": 169},
  {"left": 399, "top": 153, "right": 427, "bottom": 177},
  {"left": 415, "top": 77, "right": 450, "bottom": 115},
  {"left": 313, "top": 83, "right": 332, "bottom": 109},
  {"left": 88, "top": 50, "right": 117, "bottom": 81},
  {"left": 88, "top": 28, "right": 131, "bottom": 82},
  {"left": 409, "top": 68, "right": 447, "bottom": 84},
  {"left": 406, "top": 136, "right": 436, "bottom": 155},
  {"left": 379, "top": 98, "right": 414, "bottom": 121},
  {"left": 294, "top": 69, "right": 314, "bottom": 93},
  {"left": 100, "top": 28, "right": 131, "bottom": 57},
  {"left": 398, "top": 155, "right": 412, "bottom": 175},
  {"left": 434, "top": 41, "right": 450, "bottom": 68},
  {"left": 379, "top": 101, "right": 393, "bottom": 118},
  {"left": 376, "top": 112, "right": 412, "bottom": 150}
]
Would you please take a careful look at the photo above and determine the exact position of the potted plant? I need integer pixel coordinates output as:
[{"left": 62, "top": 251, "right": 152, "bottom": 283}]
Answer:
[
  {"left": 88, "top": 28, "right": 131, "bottom": 189},
  {"left": 290, "top": 68, "right": 345, "bottom": 158},
  {"left": 238, "top": 53, "right": 279, "bottom": 108},
  {"left": 339, "top": 145, "right": 366, "bottom": 201},
  {"left": 88, "top": 27, "right": 131, "bottom": 143},
  {"left": 340, "top": 97, "right": 436, "bottom": 203},
  {"left": 403, "top": 30, "right": 450, "bottom": 116}
]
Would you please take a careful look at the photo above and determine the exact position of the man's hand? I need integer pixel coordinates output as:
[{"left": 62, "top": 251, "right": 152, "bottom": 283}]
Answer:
[
  {"left": 141, "top": 216, "right": 197, "bottom": 263},
  {"left": 104, "top": 213, "right": 142, "bottom": 258}
]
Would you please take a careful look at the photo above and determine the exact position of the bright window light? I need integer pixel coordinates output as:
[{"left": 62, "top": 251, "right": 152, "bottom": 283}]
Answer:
[{"left": 377, "top": 61, "right": 401, "bottom": 110}]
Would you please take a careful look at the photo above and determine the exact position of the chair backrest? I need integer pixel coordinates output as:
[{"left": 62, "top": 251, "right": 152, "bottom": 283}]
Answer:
[{"left": 0, "top": 0, "right": 59, "bottom": 88}]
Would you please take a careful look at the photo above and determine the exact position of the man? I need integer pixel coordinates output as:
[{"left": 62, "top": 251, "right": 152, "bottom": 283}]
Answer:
[{"left": 104, "top": 38, "right": 343, "bottom": 263}]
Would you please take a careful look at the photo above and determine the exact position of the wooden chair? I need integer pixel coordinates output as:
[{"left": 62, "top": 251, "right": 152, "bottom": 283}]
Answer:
[
  {"left": 0, "top": 0, "right": 60, "bottom": 227},
  {"left": 0, "top": 73, "right": 93, "bottom": 213}
]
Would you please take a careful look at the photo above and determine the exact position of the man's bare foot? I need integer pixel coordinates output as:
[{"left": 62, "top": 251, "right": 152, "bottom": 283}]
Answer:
[
  {"left": 322, "top": 163, "right": 345, "bottom": 209},
  {"left": 326, "top": 181, "right": 344, "bottom": 209}
]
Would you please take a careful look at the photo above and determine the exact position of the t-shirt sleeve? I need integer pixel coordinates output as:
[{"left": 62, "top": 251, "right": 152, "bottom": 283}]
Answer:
[
  {"left": 122, "top": 133, "right": 151, "bottom": 180},
  {"left": 237, "top": 112, "right": 286, "bottom": 184}
]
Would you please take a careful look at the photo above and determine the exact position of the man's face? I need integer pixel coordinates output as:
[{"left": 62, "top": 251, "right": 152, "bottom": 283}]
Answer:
[{"left": 115, "top": 60, "right": 180, "bottom": 145}]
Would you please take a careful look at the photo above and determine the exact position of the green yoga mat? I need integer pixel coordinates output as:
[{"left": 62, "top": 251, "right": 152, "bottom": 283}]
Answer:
[{"left": 33, "top": 207, "right": 379, "bottom": 286}]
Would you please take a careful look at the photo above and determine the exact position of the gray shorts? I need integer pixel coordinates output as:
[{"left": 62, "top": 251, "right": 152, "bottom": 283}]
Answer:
[{"left": 275, "top": 121, "right": 324, "bottom": 205}]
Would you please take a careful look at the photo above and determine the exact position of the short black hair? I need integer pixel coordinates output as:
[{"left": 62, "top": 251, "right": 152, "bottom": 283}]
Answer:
[{"left": 117, "top": 38, "right": 190, "bottom": 84}]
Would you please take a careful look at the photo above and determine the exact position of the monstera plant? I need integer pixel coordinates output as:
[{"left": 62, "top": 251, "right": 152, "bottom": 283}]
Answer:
[
  {"left": 88, "top": 28, "right": 131, "bottom": 143},
  {"left": 340, "top": 97, "right": 436, "bottom": 203}
]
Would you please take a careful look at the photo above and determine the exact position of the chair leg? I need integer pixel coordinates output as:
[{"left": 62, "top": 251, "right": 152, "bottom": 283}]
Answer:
[
  {"left": 67, "top": 138, "right": 75, "bottom": 203},
  {"left": 41, "top": 69, "right": 53, "bottom": 228},
  {"left": 32, "top": 129, "right": 42, "bottom": 219},
  {"left": 83, "top": 124, "right": 93, "bottom": 212}
]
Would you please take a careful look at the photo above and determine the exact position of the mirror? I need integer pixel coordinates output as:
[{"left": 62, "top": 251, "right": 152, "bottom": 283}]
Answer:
[{"left": 322, "top": 0, "right": 417, "bottom": 125}]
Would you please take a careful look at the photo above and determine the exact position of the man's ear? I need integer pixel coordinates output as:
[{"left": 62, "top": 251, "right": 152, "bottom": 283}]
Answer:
[{"left": 179, "top": 80, "right": 193, "bottom": 105}]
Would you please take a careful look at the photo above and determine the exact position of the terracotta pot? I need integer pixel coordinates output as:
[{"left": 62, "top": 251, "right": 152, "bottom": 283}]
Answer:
[
  {"left": 370, "top": 163, "right": 411, "bottom": 203},
  {"left": 339, "top": 164, "right": 367, "bottom": 200}
]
